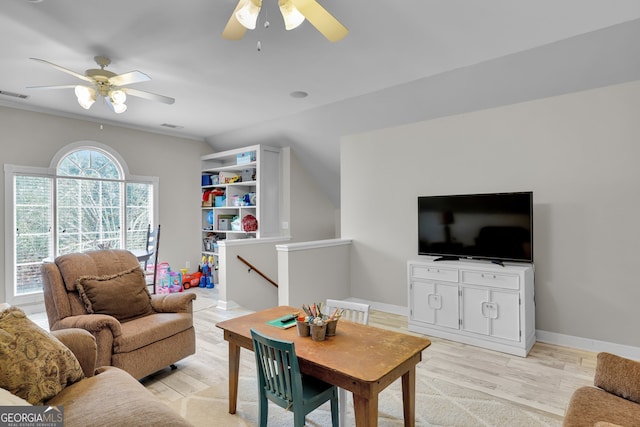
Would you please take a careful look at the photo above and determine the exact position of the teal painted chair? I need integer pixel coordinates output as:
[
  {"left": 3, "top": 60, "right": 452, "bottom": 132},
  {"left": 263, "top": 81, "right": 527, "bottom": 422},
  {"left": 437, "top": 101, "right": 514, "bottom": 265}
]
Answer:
[{"left": 250, "top": 329, "right": 339, "bottom": 427}]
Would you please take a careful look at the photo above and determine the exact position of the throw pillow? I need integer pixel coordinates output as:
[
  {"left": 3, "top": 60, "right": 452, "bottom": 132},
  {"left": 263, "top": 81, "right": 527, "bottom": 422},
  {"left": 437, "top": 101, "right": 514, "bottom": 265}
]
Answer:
[
  {"left": 0, "top": 307, "right": 84, "bottom": 405},
  {"left": 76, "top": 266, "right": 154, "bottom": 322}
]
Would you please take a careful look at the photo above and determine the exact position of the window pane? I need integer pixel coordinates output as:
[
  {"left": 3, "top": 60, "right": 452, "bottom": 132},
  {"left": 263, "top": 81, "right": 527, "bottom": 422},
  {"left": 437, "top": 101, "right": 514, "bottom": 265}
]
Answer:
[
  {"left": 59, "top": 174, "right": 123, "bottom": 253},
  {"left": 126, "top": 182, "right": 152, "bottom": 250},
  {"left": 16, "top": 264, "right": 45, "bottom": 295},
  {"left": 57, "top": 149, "right": 121, "bottom": 179},
  {"left": 15, "top": 175, "right": 52, "bottom": 296},
  {"left": 58, "top": 207, "right": 80, "bottom": 233},
  {"left": 57, "top": 178, "right": 80, "bottom": 206},
  {"left": 58, "top": 233, "right": 81, "bottom": 254}
]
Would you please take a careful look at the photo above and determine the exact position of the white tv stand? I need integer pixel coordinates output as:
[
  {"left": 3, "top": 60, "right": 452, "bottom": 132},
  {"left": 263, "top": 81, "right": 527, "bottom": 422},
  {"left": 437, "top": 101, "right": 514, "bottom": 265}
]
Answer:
[{"left": 408, "top": 257, "right": 535, "bottom": 357}]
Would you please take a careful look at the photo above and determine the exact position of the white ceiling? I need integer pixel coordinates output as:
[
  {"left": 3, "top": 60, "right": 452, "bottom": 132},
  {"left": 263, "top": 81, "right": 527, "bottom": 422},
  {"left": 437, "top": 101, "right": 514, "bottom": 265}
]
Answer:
[{"left": 2, "top": 0, "right": 640, "bottom": 206}]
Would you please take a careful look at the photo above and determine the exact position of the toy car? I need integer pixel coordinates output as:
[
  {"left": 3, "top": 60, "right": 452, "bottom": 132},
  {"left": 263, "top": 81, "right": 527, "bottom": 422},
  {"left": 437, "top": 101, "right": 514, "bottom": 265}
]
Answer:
[{"left": 182, "top": 272, "right": 202, "bottom": 289}]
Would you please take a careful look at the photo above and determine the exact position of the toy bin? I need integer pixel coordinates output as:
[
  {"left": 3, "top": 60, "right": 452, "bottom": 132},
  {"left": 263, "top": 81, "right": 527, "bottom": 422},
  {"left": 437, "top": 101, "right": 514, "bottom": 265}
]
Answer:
[
  {"left": 236, "top": 151, "right": 256, "bottom": 165},
  {"left": 214, "top": 196, "right": 226, "bottom": 207}
]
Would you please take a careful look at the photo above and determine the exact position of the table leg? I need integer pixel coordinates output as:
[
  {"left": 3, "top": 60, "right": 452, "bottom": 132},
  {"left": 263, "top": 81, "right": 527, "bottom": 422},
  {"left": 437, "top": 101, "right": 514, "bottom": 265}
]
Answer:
[
  {"left": 228, "top": 342, "right": 241, "bottom": 414},
  {"left": 353, "top": 393, "right": 378, "bottom": 427},
  {"left": 401, "top": 367, "right": 416, "bottom": 427}
]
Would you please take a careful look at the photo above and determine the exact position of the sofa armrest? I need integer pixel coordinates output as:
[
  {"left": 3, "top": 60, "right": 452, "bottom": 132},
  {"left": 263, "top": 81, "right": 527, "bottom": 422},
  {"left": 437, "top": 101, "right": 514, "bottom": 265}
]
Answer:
[
  {"left": 595, "top": 352, "right": 640, "bottom": 404},
  {"left": 53, "top": 314, "right": 122, "bottom": 338},
  {"left": 151, "top": 293, "right": 196, "bottom": 313},
  {"left": 51, "top": 328, "right": 97, "bottom": 378}
]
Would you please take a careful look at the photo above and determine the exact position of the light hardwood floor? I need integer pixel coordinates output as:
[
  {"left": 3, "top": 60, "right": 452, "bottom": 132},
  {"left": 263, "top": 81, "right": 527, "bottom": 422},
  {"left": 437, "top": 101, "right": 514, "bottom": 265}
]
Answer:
[
  {"left": 29, "top": 287, "right": 595, "bottom": 420},
  {"left": 367, "top": 308, "right": 596, "bottom": 418}
]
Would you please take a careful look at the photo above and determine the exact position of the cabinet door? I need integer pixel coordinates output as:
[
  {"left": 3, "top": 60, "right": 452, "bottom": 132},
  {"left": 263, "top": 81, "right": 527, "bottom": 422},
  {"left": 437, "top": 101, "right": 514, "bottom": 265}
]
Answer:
[
  {"left": 461, "top": 286, "right": 520, "bottom": 341},
  {"left": 461, "top": 286, "right": 490, "bottom": 335},
  {"left": 411, "top": 281, "right": 459, "bottom": 329},
  {"left": 490, "top": 291, "right": 520, "bottom": 341}
]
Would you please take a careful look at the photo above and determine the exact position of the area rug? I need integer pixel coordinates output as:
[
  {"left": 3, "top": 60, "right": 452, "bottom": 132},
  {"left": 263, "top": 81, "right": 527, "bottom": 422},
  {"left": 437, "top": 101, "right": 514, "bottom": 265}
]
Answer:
[{"left": 164, "top": 352, "right": 562, "bottom": 427}]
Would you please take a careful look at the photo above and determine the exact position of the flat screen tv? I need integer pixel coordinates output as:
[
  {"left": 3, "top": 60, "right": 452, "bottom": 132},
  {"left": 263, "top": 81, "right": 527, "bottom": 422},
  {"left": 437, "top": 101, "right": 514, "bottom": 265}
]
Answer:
[{"left": 418, "top": 191, "right": 533, "bottom": 263}]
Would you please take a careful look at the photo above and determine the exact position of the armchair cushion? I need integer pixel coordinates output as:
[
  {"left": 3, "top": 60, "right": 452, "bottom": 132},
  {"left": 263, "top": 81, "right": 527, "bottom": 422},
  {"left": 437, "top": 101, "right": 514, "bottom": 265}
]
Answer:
[
  {"left": 0, "top": 307, "right": 84, "bottom": 405},
  {"left": 76, "top": 266, "right": 154, "bottom": 322}
]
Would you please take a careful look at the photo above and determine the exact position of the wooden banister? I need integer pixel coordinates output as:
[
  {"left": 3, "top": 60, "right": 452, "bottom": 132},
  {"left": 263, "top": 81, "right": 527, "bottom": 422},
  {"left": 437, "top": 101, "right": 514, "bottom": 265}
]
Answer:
[{"left": 237, "top": 255, "right": 278, "bottom": 288}]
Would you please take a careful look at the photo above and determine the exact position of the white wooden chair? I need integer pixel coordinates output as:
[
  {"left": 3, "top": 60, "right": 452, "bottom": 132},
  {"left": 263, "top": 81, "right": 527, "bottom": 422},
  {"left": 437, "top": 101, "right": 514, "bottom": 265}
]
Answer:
[
  {"left": 324, "top": 299, "right": 370, "bottom": 425},
  {"left": 325, "top": 299, "right": 370, "bottom": 325}
]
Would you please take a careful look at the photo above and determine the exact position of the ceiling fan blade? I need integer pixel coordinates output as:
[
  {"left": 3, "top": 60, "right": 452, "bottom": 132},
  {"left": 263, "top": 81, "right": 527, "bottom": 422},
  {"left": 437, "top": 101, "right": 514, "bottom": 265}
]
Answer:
[
  {"left": 27, "top": 85, "right": 78, "bottom": 90},
  {"left": 109, "top": 70, "right": 151, "bottom": 87},
  {"left": 222, "top": 0, "right": 249, "bottom": 40},
  {"left": 124, "top": 88, "right": 175, "bottom": 105},
  {"left": 30, "top": 58, "right": 93, "bottom": 83},
  {"left": 291, "top": 0, "right": 348, "bottom": 42}
]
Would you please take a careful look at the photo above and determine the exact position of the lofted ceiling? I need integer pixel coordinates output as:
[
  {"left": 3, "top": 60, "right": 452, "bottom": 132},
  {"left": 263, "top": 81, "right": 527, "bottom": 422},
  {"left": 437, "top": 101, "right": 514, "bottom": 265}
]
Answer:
[{"left": 2, "top": 1, "right": 640, "bottom": 206}]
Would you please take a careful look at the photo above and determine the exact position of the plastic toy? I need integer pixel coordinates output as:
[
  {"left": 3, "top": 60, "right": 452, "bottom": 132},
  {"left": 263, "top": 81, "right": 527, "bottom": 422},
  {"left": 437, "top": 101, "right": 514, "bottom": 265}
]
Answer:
[
  {"left": 199, "top": 255, "right": 215, "bottom": 289},
  {"left": 182, "top": 271, "right": 202, "bottom": 289}
]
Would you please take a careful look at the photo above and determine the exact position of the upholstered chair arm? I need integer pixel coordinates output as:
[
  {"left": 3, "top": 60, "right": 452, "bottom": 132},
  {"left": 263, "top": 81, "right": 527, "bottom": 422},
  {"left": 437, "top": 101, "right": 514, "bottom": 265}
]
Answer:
[
  {"left": 151, "top": 293, "right": 196, "bottom": 313},
  {"left": 52, "top": 314, "right": 122, "bottom": 368},
  {"left": 51, "top": 328, "right": 97, "bottom": 378},
  {"left": 594, "top": 352, "right": 640, "bottom": 404},
  {"left": 53, "top": 314, "right": 123, "bottom": 338}
]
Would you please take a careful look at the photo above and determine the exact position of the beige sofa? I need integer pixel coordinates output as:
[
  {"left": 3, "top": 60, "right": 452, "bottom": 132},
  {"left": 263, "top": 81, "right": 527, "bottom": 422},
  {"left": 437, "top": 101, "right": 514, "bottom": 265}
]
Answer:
[
  {"left": 564, "top": 352, "right": 640, "bottom": 426},
  {"left": 0, "top": 307, "right": 192, "bottom": 427},
  {"left": 41, "top": 249, "right": 196, "bottom": 380}
]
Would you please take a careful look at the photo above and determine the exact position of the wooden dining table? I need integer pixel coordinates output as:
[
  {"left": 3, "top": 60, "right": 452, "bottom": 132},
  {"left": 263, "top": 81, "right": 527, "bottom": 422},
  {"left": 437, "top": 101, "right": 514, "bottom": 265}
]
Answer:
[{"left": 216, "top": 306, "right": 432, "bottom": 427}]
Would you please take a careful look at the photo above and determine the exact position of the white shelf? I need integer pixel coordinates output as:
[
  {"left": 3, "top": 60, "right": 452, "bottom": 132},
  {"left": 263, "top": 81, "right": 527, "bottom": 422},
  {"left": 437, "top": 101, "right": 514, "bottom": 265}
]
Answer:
[
  {"left": 200, "top": 144, "right": 281, "bottom": 248},
  {"left": 202, "top": 161, "right": 257, "bottom": 174}
]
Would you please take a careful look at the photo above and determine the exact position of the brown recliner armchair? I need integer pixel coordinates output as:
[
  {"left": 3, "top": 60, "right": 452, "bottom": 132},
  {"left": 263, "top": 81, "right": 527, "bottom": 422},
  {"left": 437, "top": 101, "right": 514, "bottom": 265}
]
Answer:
[
  {"left": 41, "top": 249, "right": 196, "bottom": 380},
  {"left": 564, "top": 352, "right": 640, "bottom": 426}
]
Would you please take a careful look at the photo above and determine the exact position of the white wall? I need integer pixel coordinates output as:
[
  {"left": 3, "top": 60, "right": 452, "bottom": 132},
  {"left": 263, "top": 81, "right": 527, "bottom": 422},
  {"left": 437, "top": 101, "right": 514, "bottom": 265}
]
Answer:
[
  {"left": 0, "top": 107, "right": 211, "bottom": 304},
  {"left": 287, "top": 148, "right": 338, "bottom": 242},
  {"left": 277, "top": 239, "right": 352, "bottom": 309},
  {"left": 217, "top": 237, "right": 289, "bottom": 311},
  {"left": 341, "top": 80, "right": 640, "bottom": 348}
]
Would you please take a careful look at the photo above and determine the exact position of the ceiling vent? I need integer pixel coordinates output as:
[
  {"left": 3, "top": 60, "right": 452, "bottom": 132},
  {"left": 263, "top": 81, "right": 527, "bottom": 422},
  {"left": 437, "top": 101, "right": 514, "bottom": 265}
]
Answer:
[
  {"left": 160, "top": 123, "right": 184, "bottom": 129},
  {"left": 0, "top": 90, "right": 29, "bottom": 99}
]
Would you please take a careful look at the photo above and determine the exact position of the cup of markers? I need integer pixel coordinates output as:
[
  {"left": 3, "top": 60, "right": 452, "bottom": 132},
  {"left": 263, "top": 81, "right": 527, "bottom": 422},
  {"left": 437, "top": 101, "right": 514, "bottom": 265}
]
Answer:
[{"left": 299, "top": 303, "right": 343, "bottom": 340}]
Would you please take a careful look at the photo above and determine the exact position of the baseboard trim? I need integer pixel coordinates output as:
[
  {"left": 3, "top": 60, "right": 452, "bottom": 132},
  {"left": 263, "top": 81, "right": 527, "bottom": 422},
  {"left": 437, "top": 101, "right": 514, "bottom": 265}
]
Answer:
[
  {"left": 536, "top": 330, "right": 640, "bottom": 359},
  {"left": 346, "top": 298, "right": 408, "bottom": 317},
  {"left": 216, "top": 299, "right": 239, "bottom": 311},
  {"left": 347, "top": 298, "right": 640, "bottom": 359}
]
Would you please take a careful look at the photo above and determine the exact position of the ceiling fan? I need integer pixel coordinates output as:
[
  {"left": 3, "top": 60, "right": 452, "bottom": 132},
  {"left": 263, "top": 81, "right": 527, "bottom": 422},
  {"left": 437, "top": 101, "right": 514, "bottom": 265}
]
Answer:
[
  {"left": 223, "top": 0, "right": 348, "bottom": 42},
  {"left": 28, "top": 56, "right": 175, "bottom": 114}
]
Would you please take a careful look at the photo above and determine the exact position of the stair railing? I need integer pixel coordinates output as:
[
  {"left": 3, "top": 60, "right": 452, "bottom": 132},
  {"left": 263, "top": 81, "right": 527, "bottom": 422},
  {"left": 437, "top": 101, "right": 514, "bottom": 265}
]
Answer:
[{"left": 236, "top": 255, "right": 278, "bottom": 288}]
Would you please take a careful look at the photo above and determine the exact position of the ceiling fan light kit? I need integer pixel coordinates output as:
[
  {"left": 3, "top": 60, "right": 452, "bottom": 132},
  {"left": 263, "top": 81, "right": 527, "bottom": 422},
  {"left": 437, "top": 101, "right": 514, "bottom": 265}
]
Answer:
[
  {"left": 28, "top": 56, "right": 174, "bottom": 114},
  {"left": 223, "top": 0, "right": 348, "bottom": 42},
  {"left": 279, "top": 0, "right": 305, "bottom": 30},
  {"left": 74, "top": 85, "right": 96, "bottom": 109},
  {"left": 235, "top": 0, "right": 262, "bottom": 30}
]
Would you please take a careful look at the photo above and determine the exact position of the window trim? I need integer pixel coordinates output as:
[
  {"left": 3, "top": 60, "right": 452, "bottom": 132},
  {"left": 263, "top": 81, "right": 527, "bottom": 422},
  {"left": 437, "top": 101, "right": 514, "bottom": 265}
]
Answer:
[{"left": 4, "top": 142, "right": 158, "bottom": 310}]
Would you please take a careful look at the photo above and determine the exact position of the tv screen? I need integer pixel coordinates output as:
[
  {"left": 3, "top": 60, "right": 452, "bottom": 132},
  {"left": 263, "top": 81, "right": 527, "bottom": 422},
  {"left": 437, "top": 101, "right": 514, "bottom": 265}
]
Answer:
[{"left": 418, "top": 192, "right": 533, "bottom": 263}]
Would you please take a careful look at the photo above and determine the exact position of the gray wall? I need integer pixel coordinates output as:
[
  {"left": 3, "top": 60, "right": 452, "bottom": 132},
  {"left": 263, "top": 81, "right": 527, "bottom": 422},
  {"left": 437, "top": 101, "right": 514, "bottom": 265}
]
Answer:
[
  {"left": 341, "top": 80, "right": 640, "bottom": 348},
  {"left": 0, "top": 106, "right": 212, "bottom": 303},
  {"left": 287, "top": 148, "right": 338, "bottom": 242}
]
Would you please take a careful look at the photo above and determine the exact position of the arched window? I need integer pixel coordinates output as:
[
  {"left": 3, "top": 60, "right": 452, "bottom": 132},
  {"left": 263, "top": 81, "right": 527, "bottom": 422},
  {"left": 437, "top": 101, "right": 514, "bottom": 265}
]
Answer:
[{"left": 5, "top": 142, "right": 157, "bottom": 306}]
